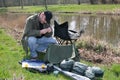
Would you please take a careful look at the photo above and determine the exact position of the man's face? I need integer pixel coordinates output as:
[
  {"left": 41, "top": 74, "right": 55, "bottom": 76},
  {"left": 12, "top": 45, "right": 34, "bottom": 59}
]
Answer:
[{"left": 39, "top": 12, "right": 46, "bottom": 24}]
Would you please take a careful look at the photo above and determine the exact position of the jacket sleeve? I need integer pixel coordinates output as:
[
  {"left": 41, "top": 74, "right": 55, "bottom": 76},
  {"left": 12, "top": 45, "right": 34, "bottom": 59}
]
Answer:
[
  {"left": 24, "top": 18, "right": 41, "bottom": 37},
  {"left": 43, "top": 23, "right": 53, "bottom": 37},
  {"left": 21, "top": 36, "right": 29, "bottom": 55}
]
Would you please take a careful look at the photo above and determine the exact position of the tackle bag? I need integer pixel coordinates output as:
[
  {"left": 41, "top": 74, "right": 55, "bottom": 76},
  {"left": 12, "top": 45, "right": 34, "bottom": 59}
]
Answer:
[
  {"left": 21, "top": 59, "right": 54, "bottom": 73},
  {"left": 44, "top": 44, "right": 80, "bottom": 64}
]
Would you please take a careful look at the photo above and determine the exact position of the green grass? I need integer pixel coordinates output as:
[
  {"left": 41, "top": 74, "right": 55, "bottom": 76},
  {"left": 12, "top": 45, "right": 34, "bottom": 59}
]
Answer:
[
  {"left": 0, "top": 28, "right": 120, "bottom": 80},
  {"left": 7, "top": 6, "right": 45, "bottom": 13},
  {"left": 103, "top": 64, "right": 120, "bottom": 80},
  {"left": 0, "top": 8, "right": 7, "bottom": 13},
  {"left": 111, "top": 64, "right": 120, "bottom": 77},
  {"left": 0, "top": 28, "right": 70, "bottom": 80},
  {"left": 81, "top": 60, "right": 120, "bottom": 80},
  {"left": 48, "top": 4, "right": 119, "bottom": 12},
  {"left": 3, "top": 4, "right": 120, "bottom": 13}
]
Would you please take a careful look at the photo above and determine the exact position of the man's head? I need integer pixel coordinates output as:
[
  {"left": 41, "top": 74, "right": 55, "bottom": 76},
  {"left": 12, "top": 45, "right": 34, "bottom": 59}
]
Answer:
[{"left": 39, "top": 11, "right": 53, "bottom": 24}]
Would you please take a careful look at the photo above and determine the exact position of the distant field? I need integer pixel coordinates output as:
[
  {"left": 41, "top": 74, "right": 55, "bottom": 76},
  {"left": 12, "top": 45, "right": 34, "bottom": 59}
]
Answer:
[{"left": 0, "top": 4, "right": 120, "bottom": 14}]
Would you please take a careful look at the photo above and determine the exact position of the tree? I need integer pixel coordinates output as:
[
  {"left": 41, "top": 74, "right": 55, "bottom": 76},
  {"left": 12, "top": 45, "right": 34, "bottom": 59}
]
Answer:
[
  {"left": 44, "top": 0, "right": 48, "bottom": 10},
  {"left": 20, "top": 0, "right": 24, "bottom": 9},
  {"left": 2, "top": 0, "right": 7, "bottom": 7},
  {"left": 101, "top": 0, "right": 106, "bottom": 4},
  {"left": 90, "top": 0, "right": 98, "bottom": 4},
  {"left": 112, "top": 0, "right": 118, "bottom": 4},
  {"left": 18, "top": 0, "right": 21, "bottom": 6},
  {"left": 77, "top": 0, "right": 80, "bottom": 5},
  {"left": 89, "top": 0, "right": 94, "bottom": 4}
]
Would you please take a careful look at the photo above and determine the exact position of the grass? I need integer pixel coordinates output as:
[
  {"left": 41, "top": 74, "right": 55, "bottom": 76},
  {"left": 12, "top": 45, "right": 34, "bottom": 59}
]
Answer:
[
  {"left": 0, "top": 7, "right": 7, "bottom": 13},
  {"left": 0, "top": 28, "right": 23, "bottom": 79},
  {"left": 0, "top": 27, "right": 120, "bottom": 80},
  {"left": 2, "top": 4, "right": 120, "bottom": 14},
  {"left": 111, "top": 64, "right": 120, "bottom": 77},
  {"left": 0, "top": 28, "right": 70, "bottom": 80},
  {"left": 81, "top": 60, "right": 120, "bottom": 80},
  {"left": 48, "top": 4, "right": 120, "bottom": 12},
  {"left": 0, "top": 4, "right": 120, "bottom": 80},
  {"left": 7, "top": 6, "right": 45, "bottom": 13}
]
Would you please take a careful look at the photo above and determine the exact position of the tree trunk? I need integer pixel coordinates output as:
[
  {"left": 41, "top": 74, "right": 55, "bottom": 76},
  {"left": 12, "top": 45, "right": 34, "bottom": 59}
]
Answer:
[
  {"left": 44, "top": 0, "right": 47, "bottom": 10},
  {"left": 77, "top": 0, "right": 81, "bottom": 5},
  {"left": 20, "top": 0, "right": 24, "bottom": 9},
  {"left": 18, "top": 0, "right": 21, "bottom": 6},
  {"left": 90, "top": 0, "right": 94, "bottom": 4},
  {"left": 112, "top": 0, "right": 118, "bottom": 4},
  {"left": 3, "top": 0, "right": 7, "bottom": 7},
  {"left": 101, "top": 0, "right": 106, "bottom": 4}
]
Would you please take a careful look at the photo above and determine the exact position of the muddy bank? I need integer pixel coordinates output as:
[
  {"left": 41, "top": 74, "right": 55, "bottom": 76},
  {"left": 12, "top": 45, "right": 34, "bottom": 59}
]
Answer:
[
  {"left": 8, "top": 11, "right": 120, "bottom": 15},
  {"left": 58, "top": 11, "right": 120, "bottom": 15},
  {"left": 76, "top": 36, "right": 120, "bottom": 65},
  {"left": 79, "top": 48, "right": 120, "bottom": 64}
]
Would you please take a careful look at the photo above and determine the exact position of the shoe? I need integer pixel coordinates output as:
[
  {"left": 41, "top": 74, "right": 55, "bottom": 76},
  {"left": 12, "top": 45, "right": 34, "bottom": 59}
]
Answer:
[
  {"left": 36, "top": 50, "right": 46, "bottom": 54},
  {"left": 30, "top": 56, "right": 38, "bottom": 60}
]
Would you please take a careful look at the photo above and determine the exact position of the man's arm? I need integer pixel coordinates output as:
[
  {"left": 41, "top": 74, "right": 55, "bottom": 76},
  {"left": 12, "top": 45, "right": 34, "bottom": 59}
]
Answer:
[
  {"left": 24, "top": 19, "right": 42, "bottom": 37},
  {"left": 43, "top": 23, "right": 53, "bottom": 37},
  {"left": 23, "top": 18, "right": 52, "bottom": 37},
  {"left": 40, "top": 27, "right": 52, "bottom": 34}
]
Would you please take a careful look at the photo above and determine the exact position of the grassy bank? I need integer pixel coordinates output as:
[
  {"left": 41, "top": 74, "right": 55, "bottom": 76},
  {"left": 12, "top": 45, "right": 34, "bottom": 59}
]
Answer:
[
  {"left": 0, "top": 28, "right": 69, "bottom": 80},
  {"left": 0, "top": 27, "right": 120, "bottom": 80},
  {"left": 76, "top": 36, "right": 120, "bottom": 64},
  {"left": 2, "top": 4, "right": 120, "bottom": 14}
]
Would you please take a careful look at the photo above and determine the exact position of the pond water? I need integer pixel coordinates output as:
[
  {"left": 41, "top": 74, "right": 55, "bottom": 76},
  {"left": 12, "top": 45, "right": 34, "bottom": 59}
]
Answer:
[{"left": 0, "top": 13, "right": 120, "bottom": 46}]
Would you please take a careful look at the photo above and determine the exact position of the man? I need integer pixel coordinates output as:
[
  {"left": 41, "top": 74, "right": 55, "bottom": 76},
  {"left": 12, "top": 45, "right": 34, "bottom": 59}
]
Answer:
[{"left": 21, "top": 11, "right": 57, "bottom": 59}]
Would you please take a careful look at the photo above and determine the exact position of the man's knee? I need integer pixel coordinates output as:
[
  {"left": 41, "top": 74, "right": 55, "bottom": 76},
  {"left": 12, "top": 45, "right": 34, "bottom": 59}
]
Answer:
[
  {"left": 45, "top": 37, "right": 57, "bottom": 43},
  {"left": 28, "top": 37, "right": 37, "bottom": 44}
]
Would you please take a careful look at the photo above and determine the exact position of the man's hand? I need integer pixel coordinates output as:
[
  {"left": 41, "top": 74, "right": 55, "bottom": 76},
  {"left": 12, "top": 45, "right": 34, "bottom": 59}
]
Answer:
[
  {"left": 47, "top": 27, "right": 52, "bottom": 33},
  {"left": 40, "top": 27, "right": 52, "bottom": 34}
]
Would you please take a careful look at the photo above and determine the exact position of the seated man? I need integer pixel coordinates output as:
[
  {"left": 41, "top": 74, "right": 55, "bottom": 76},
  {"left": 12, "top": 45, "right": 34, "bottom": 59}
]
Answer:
[{"left": 21, "top": 11, "right": 57, "bottom": 59}]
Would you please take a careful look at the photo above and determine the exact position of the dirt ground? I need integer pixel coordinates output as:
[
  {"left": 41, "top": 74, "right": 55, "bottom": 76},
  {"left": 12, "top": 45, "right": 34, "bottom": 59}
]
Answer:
[{"left": 78, "top": 48, "right": 120, "bottom": 64}]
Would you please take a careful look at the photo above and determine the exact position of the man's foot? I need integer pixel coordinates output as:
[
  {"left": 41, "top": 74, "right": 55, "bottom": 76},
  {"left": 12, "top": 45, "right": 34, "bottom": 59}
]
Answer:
[
  {"left": 30, "top": 56, "right": 38, "bottom": 60},
  {"left": 30, "top": 53, "right": 38, "bottom": 60},
  {"left": 36, "top": 50, "right": 46, "bottom": 54}
]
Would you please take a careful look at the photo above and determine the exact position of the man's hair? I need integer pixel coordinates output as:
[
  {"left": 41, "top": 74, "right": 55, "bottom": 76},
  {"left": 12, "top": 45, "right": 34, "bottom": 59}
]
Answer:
[{"left": 44, "top": 11, "right": 53, "bottom": 24}]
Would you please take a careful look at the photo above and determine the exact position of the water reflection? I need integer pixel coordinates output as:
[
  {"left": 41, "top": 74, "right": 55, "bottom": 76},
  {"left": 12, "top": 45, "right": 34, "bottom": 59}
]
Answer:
[
  {"left": 0, "top": 13, "right": 119, "bottom": 46},
  {"left": 54, "top": 13, "right": 120, "bottom": 46}
]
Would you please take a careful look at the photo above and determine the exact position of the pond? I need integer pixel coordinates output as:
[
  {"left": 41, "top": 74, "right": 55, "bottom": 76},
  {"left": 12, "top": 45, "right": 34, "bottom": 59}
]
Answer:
[{"left": 0, "top": 13, "right": 120, "bottom": 46}]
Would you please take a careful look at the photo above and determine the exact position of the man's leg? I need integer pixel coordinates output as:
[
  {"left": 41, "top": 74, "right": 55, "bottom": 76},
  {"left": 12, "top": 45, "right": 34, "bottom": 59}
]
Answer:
[
  {"left": 36, "top": 36, "right": 57, "bottom": 52},
  {"left": 28, "top": 37, "right": 38, "bottom": 58}
]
